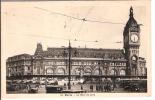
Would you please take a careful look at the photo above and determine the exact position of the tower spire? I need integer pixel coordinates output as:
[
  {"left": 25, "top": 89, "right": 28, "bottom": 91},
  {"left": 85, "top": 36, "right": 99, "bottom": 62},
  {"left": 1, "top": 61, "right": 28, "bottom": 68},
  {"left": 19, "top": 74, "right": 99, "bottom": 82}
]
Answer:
[
  {"left": 35, "top": 43, "right": 43, "bottom": 55},
  {"left": 129, "top": 6, "right": 134, "bottom": 18}
]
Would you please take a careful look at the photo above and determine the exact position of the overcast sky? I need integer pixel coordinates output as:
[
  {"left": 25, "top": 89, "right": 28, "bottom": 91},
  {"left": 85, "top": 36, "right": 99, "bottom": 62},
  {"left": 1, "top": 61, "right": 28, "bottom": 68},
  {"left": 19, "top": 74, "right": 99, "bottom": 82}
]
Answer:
[{"left": 1, "top": 1, "right": 150, "bottom": 61}]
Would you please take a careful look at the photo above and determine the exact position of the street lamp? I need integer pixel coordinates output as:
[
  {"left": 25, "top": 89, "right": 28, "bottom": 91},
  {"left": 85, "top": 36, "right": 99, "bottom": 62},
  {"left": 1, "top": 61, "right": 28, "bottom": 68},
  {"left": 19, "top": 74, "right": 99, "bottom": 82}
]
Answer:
[{"left": 68, "top": 40, "right": 71, "bottom": 90}]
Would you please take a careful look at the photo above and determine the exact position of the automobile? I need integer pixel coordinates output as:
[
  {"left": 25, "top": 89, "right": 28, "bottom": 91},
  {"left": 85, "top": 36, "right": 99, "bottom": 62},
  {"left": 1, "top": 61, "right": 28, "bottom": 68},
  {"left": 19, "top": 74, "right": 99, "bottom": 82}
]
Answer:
[
  {"left": 131, "top": 84, "right": 140, "bottom": 92},
  {"left": 46, "top": 85, "right": 63, "bottom": 93},
  {"left": 124, "top": 85, "right": 131, "bottom": 91},
  {"left": 124, "top": 84, "right": 140, "bottom": 92},
  {"left": 28, "top": 84, "right": 39, "bottom": 93},
  {"left": 6, "top": 81, "right": 16, "bottom": 91}
]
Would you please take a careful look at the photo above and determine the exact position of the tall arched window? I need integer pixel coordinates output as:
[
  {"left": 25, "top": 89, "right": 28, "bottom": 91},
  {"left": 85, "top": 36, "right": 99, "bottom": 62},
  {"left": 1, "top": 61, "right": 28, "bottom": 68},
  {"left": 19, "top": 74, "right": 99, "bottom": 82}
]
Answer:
[
  {"left": 94, "top": 69, "right": 102, "bottom": 75},
  {"left": 84, "top": 68, "right": 92, "bottom": 75},
  {"left": 74, "top": 68, "right": 80, "bottom": 75},
  {"left": 110, "top": 69, "right": 117, "bottom": 75},
  {"left": 102, "top": 70, "right": 106, "bottom": 75},
  {"left": 94, "top": 69, "right": 99, "bottom": 75},
  {"left": 57, "top": 68, "right": 65, "bottom": 75},
  {"left": 120, "top": 70, "right": 126, "bottom": 76},
  {"left": 110, "top": 70, "right": 115, "bottom": 75},
  {"left": 46, "top": 68, "right": 54, "bottom": 75}
]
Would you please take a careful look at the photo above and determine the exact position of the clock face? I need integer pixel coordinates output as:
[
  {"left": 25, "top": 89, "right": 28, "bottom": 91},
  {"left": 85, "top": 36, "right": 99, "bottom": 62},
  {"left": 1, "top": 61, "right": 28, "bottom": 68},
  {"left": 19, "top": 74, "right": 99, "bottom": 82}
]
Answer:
[
  {"left": 131, "top": 56, "right": 137, "bottom": 61},
  {"left": 131, "top": 55, "right": 137, "bottom": 63},
  {"left": 131, "top": 34, "right": 138, "bottom": 43}
]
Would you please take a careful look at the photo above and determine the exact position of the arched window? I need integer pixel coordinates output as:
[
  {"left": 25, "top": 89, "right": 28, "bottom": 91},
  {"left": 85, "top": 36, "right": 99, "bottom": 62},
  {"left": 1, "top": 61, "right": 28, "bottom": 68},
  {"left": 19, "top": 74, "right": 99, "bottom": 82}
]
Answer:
[
  {"left": 57, "top": 68, "right": 65, "bottom": 75},
  {"left": 94, "top": 69, "right": 99, "bottom": 75},
  {"left": 110, "top": 69, "right": 117, "bottom": 75},
  {"left": 110, "top": 70, "right": 114, "bottom": 75},
  {"left": 94, "top": 69, "right": 102, "bottom": 75},
  {"left": 84, "top": 68, "right": 92, "bottom": 75},
  {"left": 102, "top": 70, "right": 106, "bottom": 75},
  {"left": 74, "top": 68, "right": 80, "bottom": 75},
  {"left": 120, "top": 70, "right": 126, "bottom": 76},
  {"left": 46, "top": 68, "right": 54, "bottom": 75}
]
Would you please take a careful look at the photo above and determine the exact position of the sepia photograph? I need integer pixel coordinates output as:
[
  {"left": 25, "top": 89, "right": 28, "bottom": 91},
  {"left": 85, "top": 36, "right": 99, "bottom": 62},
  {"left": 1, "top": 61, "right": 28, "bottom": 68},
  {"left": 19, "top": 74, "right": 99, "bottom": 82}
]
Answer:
[{"left": 1, "top": 0, "right": 151, "bottom": 98}]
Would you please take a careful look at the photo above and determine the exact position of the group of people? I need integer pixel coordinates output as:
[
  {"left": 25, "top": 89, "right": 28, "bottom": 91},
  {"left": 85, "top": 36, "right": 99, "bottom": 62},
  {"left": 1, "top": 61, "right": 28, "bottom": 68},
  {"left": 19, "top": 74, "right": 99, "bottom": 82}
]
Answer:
[
  {"left": 84, "top": 78, "right": 116, "bottom": 92},
  {"left": 104, "top": 83, "right": 114, "bottom": 92},
  {"left": 89, "top": 83, "right": 114, "bottom": 92}
]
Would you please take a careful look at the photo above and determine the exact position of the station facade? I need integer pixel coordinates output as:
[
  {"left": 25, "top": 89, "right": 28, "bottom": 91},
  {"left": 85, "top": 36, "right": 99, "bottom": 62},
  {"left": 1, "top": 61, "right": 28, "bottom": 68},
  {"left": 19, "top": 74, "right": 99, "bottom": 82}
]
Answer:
[{"left": 6, "top": 7, "right": 147, "bottom": 79}]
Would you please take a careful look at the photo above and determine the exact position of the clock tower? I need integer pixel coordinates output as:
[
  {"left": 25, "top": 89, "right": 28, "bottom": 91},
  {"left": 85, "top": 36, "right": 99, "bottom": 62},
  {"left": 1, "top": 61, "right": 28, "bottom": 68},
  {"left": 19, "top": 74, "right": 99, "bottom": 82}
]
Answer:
[{"left": 123, "top": 7, "right": 141, "bottom": 76}]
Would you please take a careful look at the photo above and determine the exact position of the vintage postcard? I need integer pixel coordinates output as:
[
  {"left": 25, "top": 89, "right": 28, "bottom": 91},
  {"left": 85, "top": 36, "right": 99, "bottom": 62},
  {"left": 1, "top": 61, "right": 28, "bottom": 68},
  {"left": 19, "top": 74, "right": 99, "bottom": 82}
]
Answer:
[{"left": 1, "top": 0, "right": 151, "bottom": 98}]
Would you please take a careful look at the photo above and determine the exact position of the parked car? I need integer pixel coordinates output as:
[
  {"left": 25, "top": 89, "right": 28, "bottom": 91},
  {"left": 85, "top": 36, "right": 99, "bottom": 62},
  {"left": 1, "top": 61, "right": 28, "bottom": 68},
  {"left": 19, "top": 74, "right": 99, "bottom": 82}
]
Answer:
[
  {"left": 46, "top": 85, "right": 63, "bottom": 93},
  {"left": 124, "top": 83, "right": 140, "bottom": 92},
  {"left": 6, "top": 82, "right": 16, "bottom": 91},
  {"left": 28, "top": 84, "right": 39, "bottom": 93}
]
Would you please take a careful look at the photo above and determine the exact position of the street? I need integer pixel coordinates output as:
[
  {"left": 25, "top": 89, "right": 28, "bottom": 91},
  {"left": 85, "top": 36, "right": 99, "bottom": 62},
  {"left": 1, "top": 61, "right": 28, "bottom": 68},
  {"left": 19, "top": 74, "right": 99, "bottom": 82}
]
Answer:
[{"left": 7, "top": 83, "right": 132, "bottom": 93}]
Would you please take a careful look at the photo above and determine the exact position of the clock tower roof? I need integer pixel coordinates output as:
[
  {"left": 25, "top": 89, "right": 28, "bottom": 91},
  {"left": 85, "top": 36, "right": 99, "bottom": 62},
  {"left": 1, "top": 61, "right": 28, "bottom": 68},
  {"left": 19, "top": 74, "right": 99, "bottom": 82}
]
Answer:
[{"left": 123, "top": 7, "right": 139, "bottom": 35}]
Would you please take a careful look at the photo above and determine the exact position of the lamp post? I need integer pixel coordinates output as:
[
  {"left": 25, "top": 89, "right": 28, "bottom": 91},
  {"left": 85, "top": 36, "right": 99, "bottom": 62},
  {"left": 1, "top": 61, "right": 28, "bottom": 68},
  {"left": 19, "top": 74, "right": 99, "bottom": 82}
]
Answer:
[{"left": 68, "top": 40, "right": 71, "bottom": 90}]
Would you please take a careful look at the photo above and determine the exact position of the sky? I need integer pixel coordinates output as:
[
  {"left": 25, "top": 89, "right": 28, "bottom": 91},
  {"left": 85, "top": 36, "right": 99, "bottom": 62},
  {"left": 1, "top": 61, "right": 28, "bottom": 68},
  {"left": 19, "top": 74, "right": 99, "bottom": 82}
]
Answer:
[{"left": 1, "top": 1, "right": 150, "bottom": 61}]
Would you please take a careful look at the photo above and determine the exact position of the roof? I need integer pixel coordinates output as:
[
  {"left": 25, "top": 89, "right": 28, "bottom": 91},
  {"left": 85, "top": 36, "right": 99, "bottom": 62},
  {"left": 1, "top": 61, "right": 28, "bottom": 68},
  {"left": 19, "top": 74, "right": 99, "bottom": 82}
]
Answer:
[
  {"left": 139, "top": 57, "right": 146, "bottom": 62},
  {"left": 41, "top": 47, "right": 125, "bottom": 60},
  {"left": 7, "top": 53, "right": 32, "bottom": 62},
  {"left": 123, "top": 7, "right": 140, "bottom": 36}
]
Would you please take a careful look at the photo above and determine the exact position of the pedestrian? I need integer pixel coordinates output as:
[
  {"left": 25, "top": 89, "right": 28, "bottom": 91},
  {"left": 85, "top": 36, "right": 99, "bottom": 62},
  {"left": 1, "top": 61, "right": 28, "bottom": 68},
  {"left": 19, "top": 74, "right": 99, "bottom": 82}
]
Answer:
[
  {"left": 111, "top": 84, "right": 114, "bottom": 91},
  {"left": 64, "top": 83, "right": 66, "bottom": 86},
  {"left": 96, "top": 85, "right": 99, "bottom": 91},
  {"left": 90, "top": 85, "right": 93, "bottom": 92},
  {"left": 104, "top": 85, "right": 106, "bottom": 92},
  {"left": 101, "top": 85, "right": 103, "bottom": 92},
  {"left": 81, "top": 85, "right": 83, "bottom": 90},
  {"left": 27, "top": 84, "right": 30, "bottom": 93},
  {"left": 107, "top": 84, "right": 111, "bottom": 92}
]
